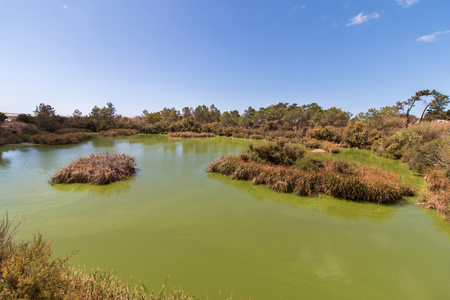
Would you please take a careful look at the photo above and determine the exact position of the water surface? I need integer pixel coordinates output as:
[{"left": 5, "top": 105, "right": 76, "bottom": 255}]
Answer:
[{"left": 0, "top": 135, "right": 449, "bottom": 299}]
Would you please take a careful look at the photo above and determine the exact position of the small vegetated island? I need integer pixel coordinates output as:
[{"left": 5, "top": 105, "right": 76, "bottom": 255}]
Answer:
[
  {"left": 50, "top": 153, "right": 136, "bottom": 185},
  {"left": 207, "top": 142, "right": 414, "bottom": 203}
]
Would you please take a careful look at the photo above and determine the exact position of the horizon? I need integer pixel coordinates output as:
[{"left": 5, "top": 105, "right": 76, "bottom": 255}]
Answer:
[{"left": 1, "top": 0, "right": 449, "bottom": 118}]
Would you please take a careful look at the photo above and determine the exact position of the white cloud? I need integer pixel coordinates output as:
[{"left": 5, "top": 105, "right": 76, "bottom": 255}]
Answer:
[
  {"left": 347, "top": 12, "right": 380, "bottom": 26},
  {"left": 395, "top": 0, "right": 419, "bottom": 8},
  {"left": 417, "top": 30, "right": 450, "bottom": 42},
  {"left": 63, "top": 5, "right": 68, "bottom": 9}
]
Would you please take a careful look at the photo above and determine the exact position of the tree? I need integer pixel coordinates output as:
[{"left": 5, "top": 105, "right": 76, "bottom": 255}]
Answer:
[
  {"left": 73, "top": 109, "right": 82, "bottom": 118},
  {"left": 88, "top": 102, "right": 117, "bottom": 131},
  {"left": 0, "top": 112, "right": 7, "bottom": 123},
  {"left": 182, "top": 107, "right": 193, "bottom": 119},
  {"left": 398, "top": 90, "right": 450, "bottom": 128},
  {"left": 34, "top": 103, "right": 57, "bottom": 132}
]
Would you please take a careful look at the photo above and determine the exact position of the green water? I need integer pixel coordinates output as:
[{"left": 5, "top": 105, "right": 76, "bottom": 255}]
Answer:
[{"left": 0, "top": 135, "right": 449, "bottom": 299}]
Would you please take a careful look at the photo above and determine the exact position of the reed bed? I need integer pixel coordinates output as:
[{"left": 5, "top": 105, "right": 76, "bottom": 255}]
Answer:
[
  {"left": 33, "top": 132, "right": 92, "bottom": 145},
  {"left": 50, "top": 153, "right": 136, "bottom": 185},
  {"left": 168, "top": 132, "right": 215, "bottom": 138},
  {"left": 207, "top": 155, "right": 413, "bottom": 203},
  {"left": 99, "top": 129, "right": 139, "bottom": 137}
]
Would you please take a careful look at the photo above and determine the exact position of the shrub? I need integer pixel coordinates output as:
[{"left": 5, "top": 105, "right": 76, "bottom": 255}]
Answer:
[
  {"left": 245, "top": 142, "right": 306, "bottom": 166},
  {"left": 321, "top": 141, "right": 340, "bottom": 153},
  {"left": 50, "top": 153, "right": 136, "bottom": 185},
  {"left": 32, "top": 132, "right": 91, "bottom": 145}
]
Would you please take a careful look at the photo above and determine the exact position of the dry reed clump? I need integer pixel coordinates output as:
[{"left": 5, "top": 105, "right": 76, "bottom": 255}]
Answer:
[
  {"left": 99, "top": 129, "right": 140, "bottom": 137},
  {"left": 206, "top": 155, "right": 413, "bottom": 203},
  {"left": 33, "top": 132, "right": 92, "bottom": 145},
  {"left": 168, "top": 132, "right": 215, "bottom": 138},
  {"left": 50, "top": 153, "right": 136, "bottom": 185},
  {"left": 417, "top": 169, "right": 450, "bottom": 220}
]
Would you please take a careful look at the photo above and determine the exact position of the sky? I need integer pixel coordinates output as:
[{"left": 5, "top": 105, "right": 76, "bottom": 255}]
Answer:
[{"left": 1, "top": 0, "right": 449, "bottom": 117}]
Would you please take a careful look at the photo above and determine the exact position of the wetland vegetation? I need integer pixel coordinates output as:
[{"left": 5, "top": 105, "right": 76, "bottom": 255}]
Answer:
[
  {"left": 1, "top": 89, "right": 450, "bottom": 299},
  {"left": 50, "top": 153, "right": 136, "bottom": 185}
]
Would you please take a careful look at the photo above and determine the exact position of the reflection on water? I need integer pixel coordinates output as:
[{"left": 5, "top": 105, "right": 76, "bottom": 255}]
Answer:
[
  {"left": 0, "top": 152, "right": 10, "bottom": 168},
  {"left": 208, "top": 172, "right": 397, "bottom": 223},
  {"left": 51, "top": 176, "right": 135, "bottom": 198}
]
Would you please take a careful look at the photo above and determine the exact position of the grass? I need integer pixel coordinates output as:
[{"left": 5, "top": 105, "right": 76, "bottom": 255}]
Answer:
[
  {"left": 0, "top": 216, "right": 197, "bottom": 299},
  {"left": 50, "top": 153, "right": 136, "bottom": 185},
  {"left": 99, "top": 129, "right": 140, "bottom": 137},
  {"left": 206, "top": 144, "right": 413, "bottom": 203},
  {"left": 168, "top": 132, "right": 215, "bottom": 138}
]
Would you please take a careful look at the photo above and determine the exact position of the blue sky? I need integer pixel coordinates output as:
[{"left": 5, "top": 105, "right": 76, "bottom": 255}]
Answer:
[{"left": 1, "top": 0, "right": 449, "bottom": 117}]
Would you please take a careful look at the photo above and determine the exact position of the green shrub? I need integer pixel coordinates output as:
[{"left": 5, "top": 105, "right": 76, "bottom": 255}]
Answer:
[{"left": 245, "top": 142, "right": 306, "bottom": 166}]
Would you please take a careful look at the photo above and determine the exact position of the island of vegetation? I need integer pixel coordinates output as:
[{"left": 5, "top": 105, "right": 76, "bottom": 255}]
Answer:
[
  {"left": 50, "top": 153, "right": 136, "bottom": 185},
  {"left": 207, "top": 142, "right": 413, "bottom": 203}
]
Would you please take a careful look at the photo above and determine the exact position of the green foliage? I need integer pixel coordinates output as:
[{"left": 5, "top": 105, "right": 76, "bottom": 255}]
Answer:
[
  {"left": 244, "top": 142, "right": 306, "bottom": 166},
  {"left": 343, "top": 121, "right": 369, "bottom": 148},
  {"left": 34, "top": 103, "right": 59, "bottom": 132},
  {"left": 294, "top": 157, "right": 324, "bottom": 171},
  {"left": 16, "top": 114, "right": 34, "bottom": 124},
  {"left": 0, "top": 112, "right": 7, "bottom": 123}
]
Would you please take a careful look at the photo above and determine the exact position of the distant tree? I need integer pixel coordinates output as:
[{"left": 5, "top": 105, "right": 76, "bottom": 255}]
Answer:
[
  {"left": 144, "top": 112, "right": 161, "bottom": 124},
  {"left": 397, "top": 90, "right": 449, "bottom": 128},
  {"left": 0, "top": 112, "right": 7, "bottom": 123},
  {"left": 88, "top": 102, "right": 117, "bottom": 131},
  {"left": 193, "top": 105, "right": 209, "bottom": 123},
  {"left": 209, "top": 105, "right": 221, "bottom": 123},
  {"left": 240, "top": 106, "right": 256, "bottom": 128},
  {"left": 182, "top": 107, "right": 193, "bottom": 119},
  {"left": 16, "top": 114, "right": 33, "bottom": 124},
  {"left": 72, "top": 109, "right": 82, "bottom": 118},
  {"left": 160, "top": 107, "right": 180, "bottom": 123},
  {"left": 34, "top": 103, "right": 58, "bottom": 132}
]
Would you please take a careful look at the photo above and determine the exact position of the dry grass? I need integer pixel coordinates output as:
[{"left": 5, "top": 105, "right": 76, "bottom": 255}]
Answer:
[
  {"left": 33, "top": 132, "right": 92, "bottom": 145},
  {"left": 417, "top": 169, "right": 450, "bottom": 220},
  {"left": 207, "top": 155, "right": 413, "bottom": 203},
  {"left": 99, "top": 129, "right": 139, "bottom": 137},
  {"left": 168, "top": 132, "right": 215, "bottom": 138},
  {"left": 50, "top": 153, "right": 136, "bottom": 185}
]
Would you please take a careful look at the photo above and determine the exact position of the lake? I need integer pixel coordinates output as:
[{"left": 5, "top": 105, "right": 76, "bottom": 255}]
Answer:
[{"left": 1, "top": 135, "right": 449, "bottom": 299}]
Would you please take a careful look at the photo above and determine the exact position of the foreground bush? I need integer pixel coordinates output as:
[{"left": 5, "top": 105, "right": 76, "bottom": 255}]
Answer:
[
  {"left": 33, "top": 132, "right": 92, "bottom": 145},
  {"left": 99, "top": 129, "right": 140, "bottom": 137},
  {"left": 207, "top": 154, "right": 413, "bottom": 203},
  {"left": 0, "top": 216, "right": 196, "bottom": 300},
  {"left": 168, "top": 132, "right": 215, "bottom": 138},
  {"left": 50, "top": 153, "right": 136, "bottom": 185}
]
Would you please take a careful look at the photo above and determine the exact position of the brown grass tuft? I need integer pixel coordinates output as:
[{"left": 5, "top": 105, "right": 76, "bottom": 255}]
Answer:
[
  {"left": 50, "top": 153, "right": 136, "bottom": 185},
  {"left": 168, "top": 132, "right": 215, "bottom": 138},
  {"left": 99, "top": 129, "right": 139, "bottom": 137}
]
